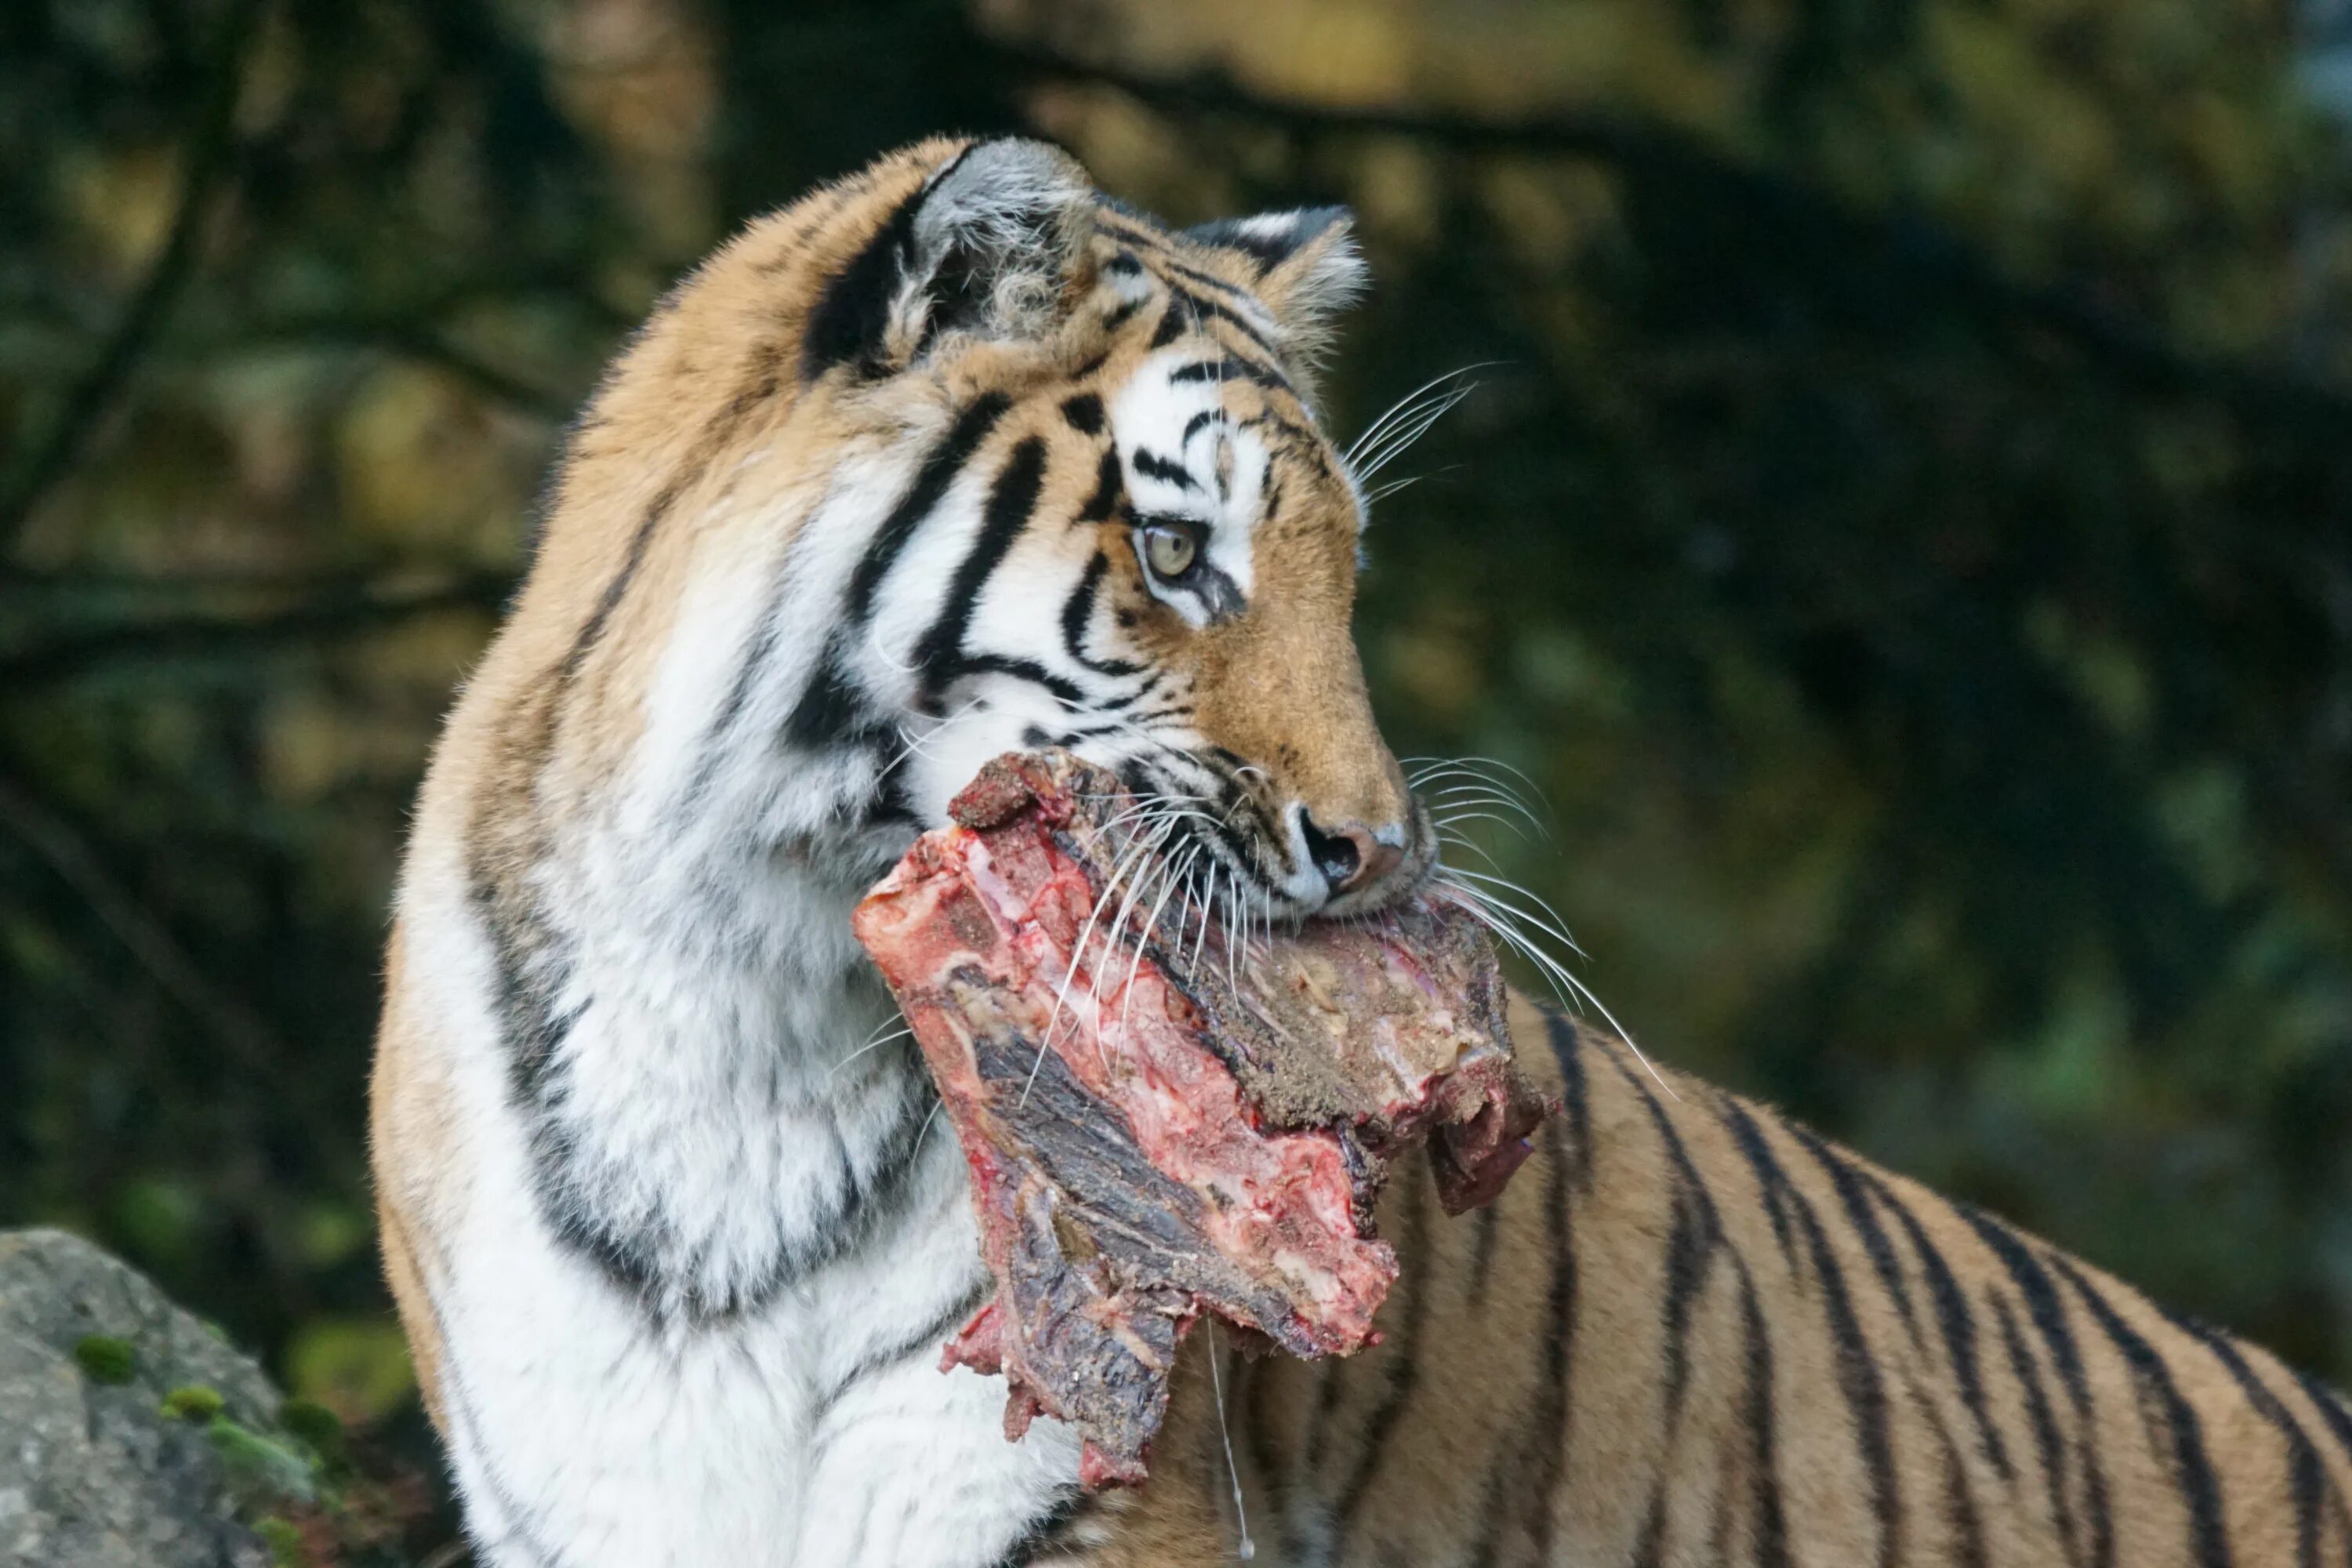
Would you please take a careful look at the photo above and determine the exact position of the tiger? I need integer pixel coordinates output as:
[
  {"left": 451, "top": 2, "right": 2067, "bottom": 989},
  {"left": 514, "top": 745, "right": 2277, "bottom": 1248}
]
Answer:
[{"left": 369, "top": 135, "right": 2352, "bottom": 1567}]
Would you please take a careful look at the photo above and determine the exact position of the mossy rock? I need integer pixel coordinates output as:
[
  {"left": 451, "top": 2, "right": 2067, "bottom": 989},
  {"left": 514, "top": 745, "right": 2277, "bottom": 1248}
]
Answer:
[{"left": 0, "top": 1228, "right": 283, "bottom": 1566}]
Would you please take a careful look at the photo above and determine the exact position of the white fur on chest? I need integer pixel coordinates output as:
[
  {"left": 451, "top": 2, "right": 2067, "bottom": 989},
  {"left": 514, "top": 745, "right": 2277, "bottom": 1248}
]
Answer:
[
  {"left": 401, "top": 815, "right": 1083, "bottom": 1567},
  {"left": 430, "top": 1133, "right": 1076, "bottom": 1568},
  {"left": 396, "top": 426, "right": 1152, "bottom": 1565}
]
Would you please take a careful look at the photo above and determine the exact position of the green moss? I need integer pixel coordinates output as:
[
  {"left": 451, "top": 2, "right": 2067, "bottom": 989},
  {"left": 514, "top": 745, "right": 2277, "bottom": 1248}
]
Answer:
[
  {"left": 158, "top": 1383, "right": 226, "bottom": 1421},
  {"left": 205, "top": 1416, "right": 315, "bottom": 1504},
  {"left": 278, "top": 1399, "right": 347, "bottom": 1472},
  {"left": 251, "top": 1514, "right": 306, "bottom": 1568},
  {"left": 283, "top": 1317, "right": 416, "bottom": 1423},
  {"left": 72, "top": 1334, "right": 136, "bottom": 1385}
]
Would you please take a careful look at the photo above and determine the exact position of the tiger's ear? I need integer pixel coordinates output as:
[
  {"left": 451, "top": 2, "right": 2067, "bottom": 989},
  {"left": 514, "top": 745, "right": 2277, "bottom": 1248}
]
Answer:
[
  {"left": 808, "top": 139, "right": 1097, "bottom": 379},
  {"left": 1185, "top": 207, "right": 1368, "bottom": 367}
]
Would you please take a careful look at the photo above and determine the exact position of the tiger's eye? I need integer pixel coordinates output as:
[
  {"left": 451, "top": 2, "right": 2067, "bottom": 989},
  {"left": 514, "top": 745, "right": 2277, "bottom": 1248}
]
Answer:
[{"left": 1143, "top": 524, "right": 1199, "bottom": 579}]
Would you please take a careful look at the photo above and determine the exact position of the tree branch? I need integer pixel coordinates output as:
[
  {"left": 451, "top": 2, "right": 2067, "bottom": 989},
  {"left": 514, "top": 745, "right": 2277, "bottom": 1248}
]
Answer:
[
  {"left": 1, "top": 568, "right": 517, "bottom": 693},
  {"left": 997, "top": 44, "right": 2352, "bottom": 438},
  {"left": 0, "top": 775, "right": 282, "bottom": 1071},
  {"left": 0, "top": 0, "right": 265, "bottom": 551},
  {"left": 0, "top": 771, "right": 338, "bottom": 1312},
  {"left": 228, "top": 319, "right": 580, "bottom": 419}
]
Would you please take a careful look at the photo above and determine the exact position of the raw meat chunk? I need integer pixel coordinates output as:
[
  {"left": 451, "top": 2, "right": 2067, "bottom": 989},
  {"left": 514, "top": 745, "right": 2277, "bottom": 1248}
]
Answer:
[{"left": 851, "top": 751, "right": 1550, "bottom": 1484}]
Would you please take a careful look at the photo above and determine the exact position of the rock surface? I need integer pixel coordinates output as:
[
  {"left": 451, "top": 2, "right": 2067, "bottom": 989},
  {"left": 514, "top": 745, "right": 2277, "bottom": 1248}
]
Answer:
[{"left": 0, "top": 1228, "right": 277, "bottom": 1568}]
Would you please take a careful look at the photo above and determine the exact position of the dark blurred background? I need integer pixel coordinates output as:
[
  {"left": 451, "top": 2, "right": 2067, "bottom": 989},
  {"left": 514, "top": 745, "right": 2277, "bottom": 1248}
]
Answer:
[{"left": 5, "top": 0, "right": 2351, "bottom": 1499}]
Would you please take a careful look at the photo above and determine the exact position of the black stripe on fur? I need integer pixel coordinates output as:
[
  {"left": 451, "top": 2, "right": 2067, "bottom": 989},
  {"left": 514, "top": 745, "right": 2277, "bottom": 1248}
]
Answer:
[
  {"left": 801, "top": 176, "right": 929, "bottom": 380},
  {"left": 913, "top": 436, "right": 1049, "bottom": 706},
  {"left": 1965, "top": 1209, "right": 2117, "bottom": 1566},
  {"left": 2048, "top": 1254, "right": 2234, "bottom": 1568}
]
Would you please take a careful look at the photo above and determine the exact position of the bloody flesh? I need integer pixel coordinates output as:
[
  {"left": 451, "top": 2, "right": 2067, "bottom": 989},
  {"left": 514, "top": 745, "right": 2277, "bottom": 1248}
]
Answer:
[{"left": 851, "top": 752, "right": 1551, "bottom": 1485}]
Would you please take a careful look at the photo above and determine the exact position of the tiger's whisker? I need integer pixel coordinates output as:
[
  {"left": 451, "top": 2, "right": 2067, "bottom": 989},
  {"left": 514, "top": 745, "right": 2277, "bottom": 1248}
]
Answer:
[
  {"left": 1435, "top": 829, "right": 1506, "bottom": 871},
  {"left": 1432, "top": 808, "right": 1530, "bottom": 840},
  {"left": 1029, "top": 815, "right": 1177, "bottom": 1104},
  {"left": 909, "top": 1096, "right": 947, "bottom": 1160},
  {"left": 827, "top": 1022, "right": 913, "bottom": 1079},
  {"left": 884, "top": 695, "right": 989, "bottom": 774},
  {"left": 1120, "top": 844, "right": 1197, "bottom": 1031},
  {"left": 1437, "top": 875, "right": 1674, "bottom": 1099},
  {"left": 1206, "top": 1318, "right": 1255, "bottom": 1560},
  {"left": 1436, "top": 866, "right": 1591, "bottom": 959}
]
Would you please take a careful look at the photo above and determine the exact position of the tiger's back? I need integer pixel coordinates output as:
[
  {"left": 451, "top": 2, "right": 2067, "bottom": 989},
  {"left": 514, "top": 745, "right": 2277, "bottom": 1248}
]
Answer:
[{"left": 1094, "top": 991, "right": 2352, "bottom": 1566}]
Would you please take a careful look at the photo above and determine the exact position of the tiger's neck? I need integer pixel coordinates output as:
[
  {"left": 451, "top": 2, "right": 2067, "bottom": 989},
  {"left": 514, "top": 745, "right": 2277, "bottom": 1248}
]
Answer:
[
  {"left": 410, "top": 619, "right": 1089, "bottom": 1565},
  {"left": 457, "top": 419, "right": 994, "bottom": 1324},
  {"left": 492, "top": 737, "right": 957, "bottom": 1327}
]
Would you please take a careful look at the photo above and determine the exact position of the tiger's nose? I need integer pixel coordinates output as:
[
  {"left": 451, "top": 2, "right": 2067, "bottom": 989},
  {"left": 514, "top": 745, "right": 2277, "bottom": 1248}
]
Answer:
[{"left": 1299, "top": 811, "right": 1406, "bottom": 896}]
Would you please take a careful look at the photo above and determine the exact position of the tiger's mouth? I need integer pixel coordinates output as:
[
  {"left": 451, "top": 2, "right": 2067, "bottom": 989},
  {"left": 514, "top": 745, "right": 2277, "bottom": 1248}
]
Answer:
[{"left": 1094, "top": 750, "right": 1438, "bottom": 931}]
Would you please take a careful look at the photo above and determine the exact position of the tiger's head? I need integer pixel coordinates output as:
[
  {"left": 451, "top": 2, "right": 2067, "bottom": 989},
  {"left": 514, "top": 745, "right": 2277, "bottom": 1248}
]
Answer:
[{"left": 557, "top": 136, "right": 1428, "bottom": 924}]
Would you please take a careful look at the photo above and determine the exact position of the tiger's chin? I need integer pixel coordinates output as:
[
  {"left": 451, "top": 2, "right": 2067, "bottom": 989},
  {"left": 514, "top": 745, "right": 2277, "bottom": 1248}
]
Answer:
[
  {"left": 1339, "top": 826, "right": 1441, "bottom": 919},
  {"left": 1312, "top": 855, "right": 1436, "bottom": 922},
  {"left": 1247, "top": 840, "right": 1440, "bottom": 928}
]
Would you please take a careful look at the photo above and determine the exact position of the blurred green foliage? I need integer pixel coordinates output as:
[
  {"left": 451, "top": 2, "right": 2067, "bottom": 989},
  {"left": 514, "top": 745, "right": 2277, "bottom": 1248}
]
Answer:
[{"left": 3, "top": 0, "right": 2349, "bottom": 1501}]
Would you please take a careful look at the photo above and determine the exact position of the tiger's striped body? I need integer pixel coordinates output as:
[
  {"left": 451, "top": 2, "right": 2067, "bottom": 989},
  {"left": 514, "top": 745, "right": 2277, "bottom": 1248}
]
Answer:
[
  {"left": 371, "top": 136, "right": 2352, "bottom": 1566},
  {"left": 1172, "top": 993, "right": 2352, "bottom": 1567}
]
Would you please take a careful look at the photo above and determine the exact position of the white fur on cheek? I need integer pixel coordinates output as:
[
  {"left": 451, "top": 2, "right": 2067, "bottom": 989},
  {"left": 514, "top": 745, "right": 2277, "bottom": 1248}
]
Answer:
[
  {"left": 1197, "top": 423, "right": 1266, "bottom": 590},
  {"left": 1108, "top": 349, "right": 1271, "bottom": 623}
]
